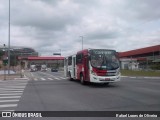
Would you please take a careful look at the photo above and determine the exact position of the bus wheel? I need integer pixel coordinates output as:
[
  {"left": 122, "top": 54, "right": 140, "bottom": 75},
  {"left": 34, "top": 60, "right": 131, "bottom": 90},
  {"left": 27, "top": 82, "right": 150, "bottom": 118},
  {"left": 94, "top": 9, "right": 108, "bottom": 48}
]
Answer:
[
  {"left": 68, "top": 72, "right": 72, "bottom": 81},
  {"left": 80, "top": 74, "right": 85, "bottom": 85}
]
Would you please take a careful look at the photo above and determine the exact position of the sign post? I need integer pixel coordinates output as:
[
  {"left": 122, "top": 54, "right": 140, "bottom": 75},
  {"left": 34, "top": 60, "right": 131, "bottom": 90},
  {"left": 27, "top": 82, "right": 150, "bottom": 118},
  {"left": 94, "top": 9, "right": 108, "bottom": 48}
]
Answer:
[
  {"left": 3, "top": 57, "right": 8, "bottom": 80},
  {"left": 53, "top": 53, "right": 61, "bottom": 56}
]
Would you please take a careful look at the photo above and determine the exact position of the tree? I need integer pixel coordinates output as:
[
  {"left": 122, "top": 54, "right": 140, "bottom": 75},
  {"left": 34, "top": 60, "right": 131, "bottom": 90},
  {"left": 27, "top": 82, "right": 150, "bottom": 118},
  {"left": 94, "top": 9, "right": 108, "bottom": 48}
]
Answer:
[
  {"left": 0, "top": 50, "right": 5, "bottom": 60},
  {"left": 10, "top": 54, "right": 18, "bottom": 66}
]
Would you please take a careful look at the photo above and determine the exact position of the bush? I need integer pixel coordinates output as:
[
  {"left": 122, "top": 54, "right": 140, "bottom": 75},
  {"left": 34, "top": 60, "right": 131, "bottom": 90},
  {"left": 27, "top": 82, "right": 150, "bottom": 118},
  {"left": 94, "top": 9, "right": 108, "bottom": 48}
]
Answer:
[{"left": 150, "top": 63, "right": 160, "bottom": 70}]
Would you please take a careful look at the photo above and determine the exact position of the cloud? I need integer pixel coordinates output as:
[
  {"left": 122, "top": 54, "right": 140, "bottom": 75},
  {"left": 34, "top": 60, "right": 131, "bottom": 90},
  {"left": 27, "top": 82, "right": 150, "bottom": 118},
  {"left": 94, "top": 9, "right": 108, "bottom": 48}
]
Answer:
[
  {"left": 0, "top": 0, "right": 160, "bottom": 56},
  {"left": 11, "top": 0, "right": 81, "bottom": 31}
]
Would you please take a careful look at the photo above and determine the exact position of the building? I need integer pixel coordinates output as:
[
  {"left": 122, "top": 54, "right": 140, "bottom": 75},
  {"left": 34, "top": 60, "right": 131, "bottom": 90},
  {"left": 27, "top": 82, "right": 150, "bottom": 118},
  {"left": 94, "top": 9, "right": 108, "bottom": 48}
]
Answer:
[
  {"left": 26, "top": 56, "right": 64, "bottom": 69},
  {"left": 0, "top": 46, "right": 39, "bottom": 69},
  {"left": 0, "top": 45, "right": 65, "bottom": 71},
  {"left": 119, "top": 45, "right": 160, "bottom": 70},
  {"left": 0, "top": 46, "right": 38, "bottom": 59}
]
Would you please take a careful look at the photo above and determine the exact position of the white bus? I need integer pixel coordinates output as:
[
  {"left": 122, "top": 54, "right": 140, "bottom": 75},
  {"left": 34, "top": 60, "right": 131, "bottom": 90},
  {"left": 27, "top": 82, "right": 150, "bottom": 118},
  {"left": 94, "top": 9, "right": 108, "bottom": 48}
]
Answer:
[{"left": 64, "top": 49, "right": 121, "bottom": 85}]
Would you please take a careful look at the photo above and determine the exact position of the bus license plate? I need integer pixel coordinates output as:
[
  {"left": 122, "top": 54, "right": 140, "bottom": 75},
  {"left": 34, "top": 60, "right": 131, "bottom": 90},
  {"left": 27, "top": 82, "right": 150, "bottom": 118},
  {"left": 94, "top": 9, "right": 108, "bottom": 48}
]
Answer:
[{"left": 105, "top": 78, "right": 110, "bottom": 80}]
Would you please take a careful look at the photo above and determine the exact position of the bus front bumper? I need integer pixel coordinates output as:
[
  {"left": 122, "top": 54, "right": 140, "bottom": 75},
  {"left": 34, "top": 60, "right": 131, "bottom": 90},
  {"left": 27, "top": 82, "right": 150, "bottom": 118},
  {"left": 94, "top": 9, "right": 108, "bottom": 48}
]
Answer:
[{"left": 90, "top": 74, "right": 121, "bottom": 83}]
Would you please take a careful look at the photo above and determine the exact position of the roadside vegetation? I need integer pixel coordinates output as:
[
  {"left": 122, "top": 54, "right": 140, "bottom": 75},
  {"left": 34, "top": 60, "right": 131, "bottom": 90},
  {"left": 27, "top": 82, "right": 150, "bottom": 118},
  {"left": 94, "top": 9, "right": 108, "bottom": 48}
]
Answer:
[{"left": 121, "top": 70, "right": 160, "bottom": 77}]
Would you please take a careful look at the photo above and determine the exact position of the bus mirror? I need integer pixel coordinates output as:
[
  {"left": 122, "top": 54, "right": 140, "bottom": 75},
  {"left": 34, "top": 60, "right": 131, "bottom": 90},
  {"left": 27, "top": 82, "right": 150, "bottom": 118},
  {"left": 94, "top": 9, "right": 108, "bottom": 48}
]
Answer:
[
  {"left": 116, "top": 52, "right": 119, "bottom": 58},
  {"left": 88, "top": 56, "right": 91, "bottom": 60}
]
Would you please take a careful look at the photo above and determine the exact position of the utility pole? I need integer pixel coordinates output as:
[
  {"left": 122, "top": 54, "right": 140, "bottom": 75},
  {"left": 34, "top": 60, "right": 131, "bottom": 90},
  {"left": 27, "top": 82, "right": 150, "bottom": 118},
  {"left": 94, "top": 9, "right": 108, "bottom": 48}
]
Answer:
[
  {"left": 8, "top": 0, "right": 11, "bottom": 75},
  {"left": 3, "top": 44, "right": 6, "bottom": 80}
]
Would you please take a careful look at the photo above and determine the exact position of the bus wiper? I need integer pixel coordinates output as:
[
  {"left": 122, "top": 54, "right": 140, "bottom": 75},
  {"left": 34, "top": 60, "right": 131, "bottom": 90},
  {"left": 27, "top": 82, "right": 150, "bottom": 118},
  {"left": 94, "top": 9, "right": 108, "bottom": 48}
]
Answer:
[{"left": 99, "top": 53, "right": 106, "bottom": 69}]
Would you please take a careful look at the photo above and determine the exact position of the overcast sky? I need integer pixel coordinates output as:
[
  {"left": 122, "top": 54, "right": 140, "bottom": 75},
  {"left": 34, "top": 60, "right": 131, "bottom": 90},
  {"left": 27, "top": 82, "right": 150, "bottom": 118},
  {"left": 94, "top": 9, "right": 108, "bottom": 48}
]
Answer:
[{"left": 0, "top": 0, "right": 160, "bottom": 56}]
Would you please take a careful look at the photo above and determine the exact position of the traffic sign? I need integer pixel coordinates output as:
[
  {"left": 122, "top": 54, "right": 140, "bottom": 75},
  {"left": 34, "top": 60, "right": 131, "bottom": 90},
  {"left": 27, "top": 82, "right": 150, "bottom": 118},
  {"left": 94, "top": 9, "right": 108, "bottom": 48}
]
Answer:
[{"left": 53, "top": 53, "right": 61, "bottom": 55}]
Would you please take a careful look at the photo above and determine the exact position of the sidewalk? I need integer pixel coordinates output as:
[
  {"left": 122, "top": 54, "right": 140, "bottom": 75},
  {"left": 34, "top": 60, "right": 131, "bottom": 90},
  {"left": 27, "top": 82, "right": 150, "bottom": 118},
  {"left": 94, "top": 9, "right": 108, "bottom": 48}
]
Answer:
[
  {"left": 0, "top": 74, "right": 24, "bottom": 80},
  {"left": 0, "top": 70, "right": 25, "bottom": 80}
]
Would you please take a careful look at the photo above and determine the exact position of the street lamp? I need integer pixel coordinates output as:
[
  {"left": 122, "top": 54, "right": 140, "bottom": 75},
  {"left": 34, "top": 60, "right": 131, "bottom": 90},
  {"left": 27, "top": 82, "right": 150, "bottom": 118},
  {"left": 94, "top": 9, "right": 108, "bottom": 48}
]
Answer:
[{"left": 80, "top": 36, "right": 83, "bottom": 50}]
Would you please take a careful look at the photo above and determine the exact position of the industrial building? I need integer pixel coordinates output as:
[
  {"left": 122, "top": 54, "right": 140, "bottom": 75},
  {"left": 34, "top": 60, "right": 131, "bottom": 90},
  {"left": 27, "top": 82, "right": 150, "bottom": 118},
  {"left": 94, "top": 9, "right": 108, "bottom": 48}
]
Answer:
[
  {"left": 0, "top": 46, "right": 64, "bottom": 70},
  {"left": 119, "top": 45, "right": 160, "bottom": 70}
]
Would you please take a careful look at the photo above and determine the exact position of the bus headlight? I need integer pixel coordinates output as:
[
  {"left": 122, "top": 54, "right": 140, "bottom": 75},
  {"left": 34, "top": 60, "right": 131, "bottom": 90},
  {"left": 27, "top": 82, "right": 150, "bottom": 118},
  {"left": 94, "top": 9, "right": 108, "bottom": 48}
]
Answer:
[
  {"left": 116, "top": 68, "right": 120, "bottom": 75},
  {"left": 91, "top": 70, "right": 97, "bottom": 76}
]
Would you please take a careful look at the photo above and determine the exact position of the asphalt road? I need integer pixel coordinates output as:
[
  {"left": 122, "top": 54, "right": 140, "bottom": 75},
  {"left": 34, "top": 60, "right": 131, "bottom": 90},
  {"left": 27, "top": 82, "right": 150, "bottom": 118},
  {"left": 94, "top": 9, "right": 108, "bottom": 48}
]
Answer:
[
  {"left": 18, "top": 71, "right": 160, "bottom": 111},
  {"left": 1, "top": 70, "right": 159, "bottom": 119}
]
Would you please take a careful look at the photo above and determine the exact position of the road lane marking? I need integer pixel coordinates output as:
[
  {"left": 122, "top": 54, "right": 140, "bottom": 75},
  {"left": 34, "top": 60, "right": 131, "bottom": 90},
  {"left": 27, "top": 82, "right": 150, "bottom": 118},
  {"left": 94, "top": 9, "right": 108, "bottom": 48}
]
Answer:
[
  {"left": 41, "top": 78, "right": 46, "bottom": 81},
  {"left": 34, "top": 78, "right": 38, "bottom": 81},
  {"left": 0, "top": 96, "right": 21, "bottom": 99},
  {"left": 14, "top": 78, "right": 29, "bottom": 80},
  {"left": 0, "top": 80, "right": 28, "bottom": 82},
  {"left": 0, "top": 81, "right": 28, "bottom": 83},
  {"left": 0, "top": 104, "right": 17, "bottom": 108},
  {"left": 39, "top": 72, "right": 63, "bottom": 79},
  {"left": 0, "top": 88, "right": 24, "bottom": 91},
  {"left": 0, "top": 91, "right": 23, "bottom": 93},
  {"left": 0, "top": 100, "right": 19, "bottom": 103},
  {"left": 59, "top": 77, "right": 66, "bottom": 79},
  {"left": 0, "top": 110, "right": 15, "bottom": 111},
  {"left": 48, "top": 78, "right": 53, "bottom": 80},
  {"left": 0, "top": 86, "right": 26, "bottom": 88},
  {"left": 54, "top": 77, "right": 60, "bottom": 80},
  {"left": 0, "top": 93, "right": 22, "bottom": 96}
]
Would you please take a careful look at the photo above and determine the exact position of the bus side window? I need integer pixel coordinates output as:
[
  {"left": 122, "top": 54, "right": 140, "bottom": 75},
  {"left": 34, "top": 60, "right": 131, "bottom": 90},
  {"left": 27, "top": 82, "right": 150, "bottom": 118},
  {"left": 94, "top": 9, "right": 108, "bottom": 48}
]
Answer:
[
  {"left": 68, "top": 56, "right": 72, "bottom": 65},
  {"left": 76, "top": 54, "right": 83, "bottom": 64}
]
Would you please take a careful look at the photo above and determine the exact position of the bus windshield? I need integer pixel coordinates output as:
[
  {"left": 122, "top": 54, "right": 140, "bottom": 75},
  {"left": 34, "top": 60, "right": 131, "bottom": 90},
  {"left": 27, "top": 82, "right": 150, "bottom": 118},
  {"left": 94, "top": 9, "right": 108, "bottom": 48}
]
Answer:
[{"left": 89, "top": 49, "right": 119, "bottom": 70}]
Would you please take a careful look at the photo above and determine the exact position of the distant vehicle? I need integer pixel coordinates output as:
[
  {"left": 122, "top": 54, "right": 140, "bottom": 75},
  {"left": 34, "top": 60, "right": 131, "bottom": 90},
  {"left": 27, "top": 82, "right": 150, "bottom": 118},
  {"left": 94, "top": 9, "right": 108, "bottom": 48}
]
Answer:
[
  {"left": 30, "top": 65, "right": 37, "bottom": 72},
  {"left": 36, "top": 64, "right": 41, "bottom": 71},
  {"left": 41, "top": 64, "right": 47, "bottom": 71},
  {"left": 51, "top": 67, "right": 58, "bottom": 72},
  {"left": 64, "top": 49, "right": 121, "bottom": 85}
]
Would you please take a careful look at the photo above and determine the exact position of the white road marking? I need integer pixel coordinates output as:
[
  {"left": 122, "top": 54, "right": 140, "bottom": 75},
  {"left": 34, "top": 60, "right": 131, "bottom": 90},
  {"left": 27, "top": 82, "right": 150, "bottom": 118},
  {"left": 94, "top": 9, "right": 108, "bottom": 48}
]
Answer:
[
  {"left": 0, "top": 80, "right": 28, "bottom": 82},
  {"left": 0, "top": 104, "right": 17, "bottom": 108},
  {"left": 0, "top": 86, "right": 26, "bottom": 88},
  {"left": 0, "top": 88, "right": 24, "bottom": 91},
  {"left": 0, "top": 100, "right": 19, "bottom": 103},
  {"left": 41, "top": 78, "right": 46, "bottom": 81},
  {"left": 48, "top": 78, "right": 53, "bottom": 80},
  {"left": 59, "top": 77, "right": 66, "bottom": 79},
  {"left": 34, "top": 78, "right": 38, "bottom": 81},
  {"left": 54, "top": 77, "right": 60, "bottom": 80},
  {"left": 0, "top": 96, "right": 21, "bottom": 99},
  {"left": 0, "top": 109, "right": 15, "bottom": 111},
  {"left": 0, "top": 79, "right": 27, "bottom": 111},
  {"left": 0, "top": 93, "right": 22, "bottom": 96},
  {"left": 14, "top": 78, "right": 29, "bottom": 80},
  {"left": 0, "top": 91, "right": 23, "bottom": 93}
]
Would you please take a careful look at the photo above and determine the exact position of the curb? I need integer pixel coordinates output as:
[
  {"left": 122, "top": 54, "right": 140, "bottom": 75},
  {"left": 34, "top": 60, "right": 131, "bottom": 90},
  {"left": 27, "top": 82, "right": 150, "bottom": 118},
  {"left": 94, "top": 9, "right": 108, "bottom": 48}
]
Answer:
[
  {"left": 14, "top": 78, "right": 29, "bottom": 80},
  {"left": 121, "top": 76, "right": 160, "bottom": 79}
]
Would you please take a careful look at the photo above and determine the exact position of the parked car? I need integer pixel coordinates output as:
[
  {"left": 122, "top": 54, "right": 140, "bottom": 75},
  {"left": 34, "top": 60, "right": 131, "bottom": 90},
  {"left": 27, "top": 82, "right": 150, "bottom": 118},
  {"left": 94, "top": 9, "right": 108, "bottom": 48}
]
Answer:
[{"left": 51, "top": 67, "right": 58, "bottom": 72}]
